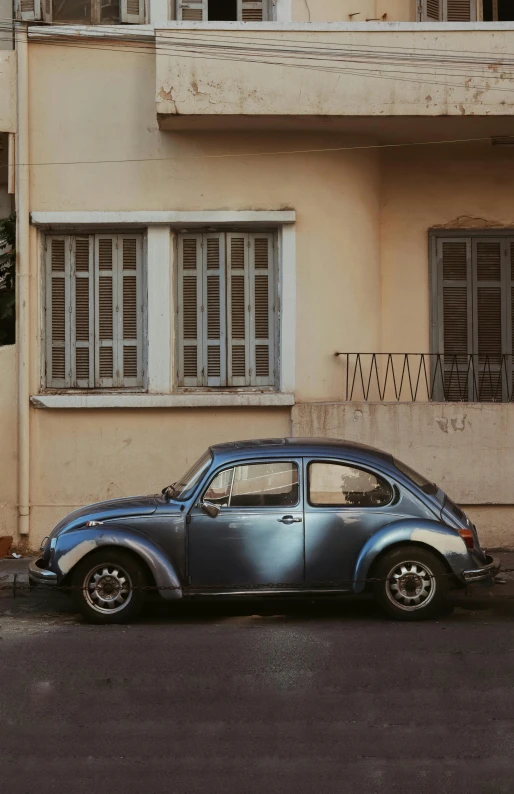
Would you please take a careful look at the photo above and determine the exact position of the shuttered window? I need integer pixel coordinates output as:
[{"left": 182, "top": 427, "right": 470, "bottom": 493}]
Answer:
[
  {"left": 177, "top": 232, "right": 276, "bottom": 388},
  {"left": 431, "top": 234, "right": 514, "bottom": 401},
  {"left": 15, "top": 0, "right": 145, "bottom": 22},
  {"left": 418, "top": 0, "right": 477, "bottom": 19},
  {"left": 46, "top": 234, "right": 145, "bottom": 389},
  {"left": 176, "top": 0, "right": 269, "bottom": 20}
]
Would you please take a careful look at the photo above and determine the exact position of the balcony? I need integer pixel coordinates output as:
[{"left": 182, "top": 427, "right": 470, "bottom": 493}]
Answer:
[{"left": 156, "top": 23, "right": 514, "bottom": 130}]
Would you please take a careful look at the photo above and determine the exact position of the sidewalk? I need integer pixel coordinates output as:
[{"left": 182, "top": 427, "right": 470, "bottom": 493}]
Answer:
[{"left": 1, "top": 552, "right": 514, "bottom": 601}]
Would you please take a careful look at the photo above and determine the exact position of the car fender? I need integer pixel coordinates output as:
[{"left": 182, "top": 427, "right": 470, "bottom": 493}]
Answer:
[
  {"left": 53, "top": 525, "right": 183, "bottom": 600},
  {"left": 352, "top": 519, "right": 469, "bottom": 594}
]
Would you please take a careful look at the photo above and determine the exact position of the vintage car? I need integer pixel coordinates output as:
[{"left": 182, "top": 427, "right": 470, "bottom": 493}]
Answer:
[{"left": 29, "top": 438, "right": 499, "bottom": 623}]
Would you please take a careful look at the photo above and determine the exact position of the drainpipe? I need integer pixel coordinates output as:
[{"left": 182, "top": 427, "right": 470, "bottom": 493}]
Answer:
[{"left": 16, "top": 23, "right": 30, "bottom": 537}]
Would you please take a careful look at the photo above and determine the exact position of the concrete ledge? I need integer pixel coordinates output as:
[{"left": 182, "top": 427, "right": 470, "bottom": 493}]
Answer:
[
  {"left": 31, "top": 393, "right": 295, "bottom": 409},
  {"left": 30, "top": 211, "right": 296, "bottom": 227}
]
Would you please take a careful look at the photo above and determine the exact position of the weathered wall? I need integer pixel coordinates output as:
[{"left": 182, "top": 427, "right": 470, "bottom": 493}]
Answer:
[
  {"left": 291, "top": 0, "right": 415, "bottom": 22},
  {"left": 0, "top": 52, "right": 16, "bottom": 133},
  {"left": 292, "top": 402, "right": 514, "bottom": 548},
  {"left": 0, "top": 345, "right": 17, "bottom": 539},
  {"left": 0, "top": 0, "right": 13, "bottom": 51},
  {"left": 156, "top": 28, "right": 514, "bottom": 119}
]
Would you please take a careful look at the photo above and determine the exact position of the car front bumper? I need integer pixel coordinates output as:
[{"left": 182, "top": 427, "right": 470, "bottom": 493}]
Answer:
[
  {"left": 462, "top": 554, "right": 500, "bottom": 585},
  {"left": 28, "top": 557, "right": 58, "bottom": 586}
]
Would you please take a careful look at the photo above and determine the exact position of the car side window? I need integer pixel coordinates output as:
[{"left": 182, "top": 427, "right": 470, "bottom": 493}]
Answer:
[
  {"left": 308, "top": 461, "right": 392, "bottom": 508},
  {"left": 204, "top": 462, "right": 299, "bottom": 508}
]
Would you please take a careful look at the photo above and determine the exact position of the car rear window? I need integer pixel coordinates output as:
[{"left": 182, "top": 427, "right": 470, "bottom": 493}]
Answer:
[{"left": 393, "top": 458, "right": 440, "bottom": 498}]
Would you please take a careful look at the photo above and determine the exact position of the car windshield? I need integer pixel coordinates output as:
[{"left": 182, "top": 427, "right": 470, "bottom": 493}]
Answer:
[
  {"left": 168, "top": 451, "right": 212, "bottom": 501},
  {"left": 393, "top": 457, "right": 441, "bottom": 499}
]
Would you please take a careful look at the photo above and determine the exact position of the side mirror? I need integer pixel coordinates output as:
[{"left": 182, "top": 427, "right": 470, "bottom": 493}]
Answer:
[{"left": 201, "top": 500, "right": 221, "bottom": 519}]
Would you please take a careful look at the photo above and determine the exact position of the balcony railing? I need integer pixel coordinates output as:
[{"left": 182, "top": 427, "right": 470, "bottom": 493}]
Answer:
[{"left": 335, "top": 354, "right": 514, "bottom": 403}]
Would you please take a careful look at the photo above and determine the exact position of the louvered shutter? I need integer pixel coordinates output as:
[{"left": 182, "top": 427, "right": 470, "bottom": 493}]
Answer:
[
  {"left": 249, "top": 233, "right": 275, "bottom": 386},
  {"left": 95, "top": 235, "right": 117, "bottom": 388},
  {"left": 71, "top": 236, "right": 94, "bottom": 388},
  {"left": 237, "top": 0, "right": 268, "bottom": 20},
  {"left": 178, "top": 234, "right": 203, "bottom": 386},
  {"left": 227, "top": 233, "right": 250, "bottom": 387},
  {"left": 41, "top": 0, "right": 52, "bottom": 22},
  {"left": 473, "top": 239, "right": 506, "bottom": 401},
  {"left": 46, "top": 236, "right": 71, "bottom": 388},
  {"left": 15, "top": 0, "right": 41, "bottom": 20},
  {"left": 203, "top": 233, "right": 226, "bottom": 387},
  {"left": 446, "top": 0, "right": 476, "bottom": 20},
  {"left": 437, "top": 238, "right": 473, "bottom": 400},
  {"left": 119, "top": 235, "right": 144, "bottom": 388},
  {"left": 120, "top": 0, "right": 145, "bottom": 23},
  {"left": 419, "top": 0, "right": 442, "bottom": 19},
  {"left": 177, "top": 0, "right": 207, "bottom": 20}
]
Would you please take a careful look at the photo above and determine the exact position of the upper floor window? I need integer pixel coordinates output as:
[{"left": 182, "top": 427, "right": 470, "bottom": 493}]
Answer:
[
  {"left": 430, "top": 233, "right": 514, "bottom": 401},
  {"left": 419, "top": 0, "right": 477, "bottom": 20},
  {"left": 176, "top": 0, "right": 269, "bottom": 21},
  {"left": 45, "top": 233, "right": 145, "bottom": 390},
  {"left": 176, "top": 231, "right": 276, "bottom": 389},
  {"left": 16, "top": 0, "right": 145, "bottom": 23}
]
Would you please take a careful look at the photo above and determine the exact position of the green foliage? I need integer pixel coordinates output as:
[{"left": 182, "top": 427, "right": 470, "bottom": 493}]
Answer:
[{"left": 0, "top": 212, "right": 15, "bottom": 345}]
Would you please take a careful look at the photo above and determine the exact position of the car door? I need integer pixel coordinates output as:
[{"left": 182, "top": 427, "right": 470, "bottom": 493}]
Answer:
[
  {"left": 187, "top": 458, "right": 305, "bottom": 589},
  {"left": 304, "top": 458, "right": 398, "bottom": 588}
]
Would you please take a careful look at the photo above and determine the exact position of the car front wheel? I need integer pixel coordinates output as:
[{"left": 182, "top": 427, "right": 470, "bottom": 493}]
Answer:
[
  {"left": 372, "top": 546, "right": 452, "bottom": 621},
  {"left": 70, "top": 549, "right": 147, "bottom": 624}
]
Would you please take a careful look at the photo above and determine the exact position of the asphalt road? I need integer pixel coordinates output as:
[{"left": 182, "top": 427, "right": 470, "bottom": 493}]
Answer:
[{"left": 2, "top": 589, "right": 514, "bottom": 794}]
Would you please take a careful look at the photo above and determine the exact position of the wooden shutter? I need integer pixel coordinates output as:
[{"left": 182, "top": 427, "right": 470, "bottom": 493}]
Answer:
[
  {"left": 120, "top": 0, "right": 145, "bottom": 23},
  {"left": 446, "top": 0, "right": 476, "bottom": 20},
  {"left": 237, "top": 0, "right": 268, "bottom": 20},
  {"left": 41, "top": 0, "right": 52, "bottom": 22},
  {"left": 72, "top": 236, "right": 94, "bottom": 389},
  {"left": 227, "top": 233, "right": 250, "bottom": 387},
  {"left": 178, "top": 234, "right": 204, "bottom": 386},
  {"left": 419, "top": 0, "right": 442, "bottom": 19},
  {"left": 119, "top": 235, "right": 144, "bottom": 388},
  {"left": 95, "top": 236, "right": 117, "bottom": 388},
  {"left": 15, "top": 0, "right": 41, "bottom": 20},
  {"left": 436, "top": 238, "right": 473, "bottom": 400},
  {"left": 203, "top": 233, "right": 226, "bottom": 387},
  {"left": 46, "top": 236, "right": 71, "bottom": 388},
  {"left": 249, "top": 233, "right": 275, "bottom": 386},
  {"left": 177, "top": 0, "right": 207, "bottom": 20},
  {"left": 473, "top": 239, "right": 507, "bottom": 401}
]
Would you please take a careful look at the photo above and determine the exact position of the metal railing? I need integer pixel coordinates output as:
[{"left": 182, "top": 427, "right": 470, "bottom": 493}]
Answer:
[{"left": 335, "top": 353, "right": 514, "bottom": 402}]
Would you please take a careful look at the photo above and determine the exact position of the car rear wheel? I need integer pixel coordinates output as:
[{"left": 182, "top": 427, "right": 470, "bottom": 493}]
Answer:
[
  {"left": 372, "top": 546, "right": 452, "bottom": 621},
  {"left": 70, "top": 549, "right": 147, "bottom": 624}
]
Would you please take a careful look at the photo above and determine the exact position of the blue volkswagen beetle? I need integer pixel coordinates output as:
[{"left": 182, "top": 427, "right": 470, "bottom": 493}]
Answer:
[{"left": 29, "top": 438, "right": 499, "bottom": 623}]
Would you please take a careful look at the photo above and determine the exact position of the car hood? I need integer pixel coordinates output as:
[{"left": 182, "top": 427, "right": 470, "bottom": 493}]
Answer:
[{"left": 47, "top": 495, "right": 160, "bottom": 541}]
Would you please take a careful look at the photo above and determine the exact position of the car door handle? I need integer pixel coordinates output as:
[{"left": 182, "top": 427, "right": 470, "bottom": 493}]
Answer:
[{"left": 278, "top": 515, "right": 302, "bottom": 524}]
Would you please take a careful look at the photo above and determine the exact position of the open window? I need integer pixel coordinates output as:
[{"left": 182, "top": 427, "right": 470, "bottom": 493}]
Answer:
[
  {"left": 15, "top": 0, "right": 145, "bottom": 23},
  {"left": 483, "top": 0, "right": 514, "bottom": 19},
  {"left": 176, "top": 0, "right": 269, "bottom": 21}
]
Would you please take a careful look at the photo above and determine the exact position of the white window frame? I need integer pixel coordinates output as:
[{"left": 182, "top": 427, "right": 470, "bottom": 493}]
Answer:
[
  {"left": 15, "top": 0, "right": 146, "bottom": 23},
  {"left": 31, "top": 212, "right": 296, "bottom": 409}
]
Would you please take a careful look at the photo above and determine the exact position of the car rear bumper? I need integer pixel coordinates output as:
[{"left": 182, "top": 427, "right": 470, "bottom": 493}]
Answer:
[
  {"left": 28, "top": 557, "right": 58, "bottom": 586},
  {"left": 462, "top": 554, "right": 500, "bottom": 585}
]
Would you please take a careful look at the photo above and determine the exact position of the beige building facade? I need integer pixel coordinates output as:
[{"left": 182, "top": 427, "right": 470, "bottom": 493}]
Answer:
[{"left": 1, "top": 0, "right": 514, "bottom": 549}]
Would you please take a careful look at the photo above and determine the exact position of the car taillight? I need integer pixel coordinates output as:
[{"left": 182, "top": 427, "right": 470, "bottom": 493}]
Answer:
[{"left": 458, "top": 527, "right": 474, "bottom": 549}]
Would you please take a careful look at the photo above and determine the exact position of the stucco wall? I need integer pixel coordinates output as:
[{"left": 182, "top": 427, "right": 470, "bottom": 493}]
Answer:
[
  {"left": 0, "top": 52, "right": 16, "bottom": 133},
  {"left": 0, "top": 345, "right": 17, "bottom": 538},
  {"left": 291, "top": 0, "right": 416, "bottom": 22},
  {"left": 292, "top": 402, "right": 514, "bottom": 548}
]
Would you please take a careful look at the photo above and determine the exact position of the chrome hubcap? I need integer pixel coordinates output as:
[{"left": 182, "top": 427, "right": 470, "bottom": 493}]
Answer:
[
  {"left": 84, "top": 564, "right": 132, "bottom": 614},
  {"left": 385, "top": 561, "right": 435, "bottom": 612}
]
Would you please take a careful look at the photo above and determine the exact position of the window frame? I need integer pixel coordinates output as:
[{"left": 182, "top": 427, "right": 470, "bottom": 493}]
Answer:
[
  {"left": 429, "top": 228, "right": 514, "bottom": 402},
  {"left": 417, "top": 0, "right": 479, "bottom": 21},
  {"left": 42, "top": 229, "right": 148, "bottom": 393},
  {"left": 200, "top": 459, "right": 301, "bottom": 511},
  {"left": 175, "top": 0, "right": 272, "bottom": 21},
  {"left": 15, "top": 0, "right": 146, "bottom": 23},
  {"left": 174, "top": 229, "right": 279, "bottom": 392},
  {"left": 306, "top": 459, "right": 395, "bottom": 510}
]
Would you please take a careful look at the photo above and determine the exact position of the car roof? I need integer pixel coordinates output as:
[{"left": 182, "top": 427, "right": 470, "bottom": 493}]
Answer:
[{"left": 209, "top": 438, "right": 393, "bottom": 465}]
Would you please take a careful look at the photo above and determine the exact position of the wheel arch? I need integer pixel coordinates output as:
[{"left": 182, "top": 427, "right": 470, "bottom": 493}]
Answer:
[
  {"left": 61, "top": 545, "right": 156, "bottom": 589},
  {"left": 365, "top": 541, "right": 456, "bottom": 592}
]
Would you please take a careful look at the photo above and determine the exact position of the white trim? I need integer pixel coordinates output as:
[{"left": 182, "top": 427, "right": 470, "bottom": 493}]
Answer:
[
  {"left": 146, "top": 226, "right": 172, "bottom": 393},
  {"left": 274, "top": 0, "right": 291, "bottom": 23},
  {"left": 31, "top": 211, "right": 296, "bottom": 227},
  {"left": 150, "top": 0, "right": 168, "bottom": 24},
  {"left": 279, "top": 224, "right": 295, "bottom": 394},
  {"left": 31, "top": 392, "right": 295, "bottom": 408},
  {"left": 28, "top": 21, "right": 514, "bottom": 36}
]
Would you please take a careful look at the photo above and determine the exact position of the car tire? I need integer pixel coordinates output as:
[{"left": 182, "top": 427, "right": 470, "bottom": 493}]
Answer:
[
  {"left": 372, "top": 546, "right": 451, "bottom": 621},
  {"left": 70, "top": 549, "right": 147, "bottom": 624}
]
